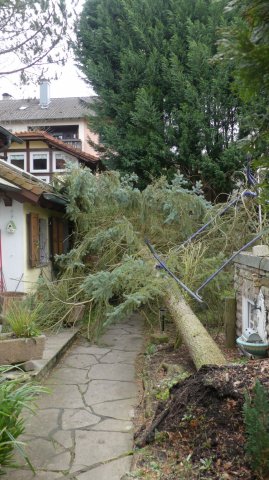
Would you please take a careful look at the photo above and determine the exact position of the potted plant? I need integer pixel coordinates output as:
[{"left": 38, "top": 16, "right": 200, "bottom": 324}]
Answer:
[{"left": 0, "top": 301, "right": 46, "bottom": 365}]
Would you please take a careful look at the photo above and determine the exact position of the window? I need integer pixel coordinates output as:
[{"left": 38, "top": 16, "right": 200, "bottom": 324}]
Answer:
[
  {"left": 8, "top": 153, "right": 25, "bottom": 170},
  {"left": 30, "top": 152, "right": 49, "bottom": 172},
  {"left": 53, "top": 152, "right": 74, "bottom": 172},
  {"left": 28, "top": 214, "right": 66, "bottom": 266},
  {"left": 247, "top": 300, "right": 255, "bottom": 330},
  {"left": 243, "top": 297, "right": 255, "bottom": 330},
  {"left": 54, "top": 153, "right": 66, "bottom": 171},
  {"left": 50, "top": 217, "right": 64, "bottom": 256},
  {"left": 27, "top": 213, "right": 49, "bottom": 267},
  {"left": 39, "top": 218, "right": 48, "bottom": 264}
]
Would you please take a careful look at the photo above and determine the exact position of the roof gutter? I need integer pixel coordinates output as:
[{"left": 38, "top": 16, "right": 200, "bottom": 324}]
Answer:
[
  {"left": 41, "top": 192, "right": 67, "bottom": 207},
  {"left": 0, "top": 136, "right": 11, "bottom": 153},
  {"left": 0, "top": 126, "right": 23, "bottom": 153}
]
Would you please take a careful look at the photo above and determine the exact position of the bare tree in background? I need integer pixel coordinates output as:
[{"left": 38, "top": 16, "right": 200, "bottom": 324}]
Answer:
[{"left": 0, "top": 0, "right": 76, "bottom": 82}]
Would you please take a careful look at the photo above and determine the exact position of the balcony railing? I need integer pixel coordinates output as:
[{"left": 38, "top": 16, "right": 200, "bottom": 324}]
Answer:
[{"left": 61, "top": 139, "right": 82, "bottom": 150}]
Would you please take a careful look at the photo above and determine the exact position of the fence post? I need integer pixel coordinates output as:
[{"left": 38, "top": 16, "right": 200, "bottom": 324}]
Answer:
[{"left": 224, "top": 297, "right": 236, "bottom": 348}]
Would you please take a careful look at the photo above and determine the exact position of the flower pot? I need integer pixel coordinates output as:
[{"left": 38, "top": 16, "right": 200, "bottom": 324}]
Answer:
[
  {"left": 0, "top": 333, "right": 46, "bottom": 364},
  {"left": 0, "top": 292, "right": 26, "bottom": 316},
  {"left": 236, "top": 337, "right": 269, "bottom": 358},
  {"left": 65, "top": 305, "right": 85, "bottom": 327}
]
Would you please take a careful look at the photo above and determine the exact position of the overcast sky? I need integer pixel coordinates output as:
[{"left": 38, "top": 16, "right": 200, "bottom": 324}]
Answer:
[
  {"left": 0, "top": 0, "right": 95, "bottom": 99},
  {"left": 0, "top": 59, "right": 95, "bottom": 99}
]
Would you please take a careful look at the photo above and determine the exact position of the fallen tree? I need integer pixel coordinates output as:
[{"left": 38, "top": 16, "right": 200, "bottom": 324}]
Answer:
[
  {"left": 165, "top": 286, "right": 226, "bottom": 369},
  {"left": 36, "top": 167, "right": 256, "bottom": 370},
  {"left": 140, "top": 246, "right": 227, "bottom": 369}
]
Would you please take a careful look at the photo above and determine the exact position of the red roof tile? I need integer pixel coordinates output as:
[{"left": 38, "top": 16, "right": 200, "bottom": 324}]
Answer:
[{"left": 15, "top": 130, "right": 100, "bottom": 167}]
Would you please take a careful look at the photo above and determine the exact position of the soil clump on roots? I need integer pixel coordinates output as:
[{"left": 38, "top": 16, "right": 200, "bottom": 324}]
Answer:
[{"left": 133, "top": 338, "right": 269, "bottom": 480}]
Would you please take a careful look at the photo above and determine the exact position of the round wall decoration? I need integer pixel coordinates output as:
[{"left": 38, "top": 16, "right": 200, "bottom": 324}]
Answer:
[{"left": 6, "top": 220, "right": 16, "bottom": 234}]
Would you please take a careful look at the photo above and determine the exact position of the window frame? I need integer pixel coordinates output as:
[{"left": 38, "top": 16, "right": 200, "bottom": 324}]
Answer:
[
  {"left": 242, "top": 296, "right": 255, "bottom": 331},
  {"left": 27, "top": 213, "right": 49, "bottom": 267},
  {"left": 7, "top": 152, "right": 26, "bottom": 171},
  {"left": 50, "top": 217, "right": 65, "bottom": 257},
  {"left": 30, "top": 152, "right": 49, "bottom": 173},
  {"left": 53, "top": 151, "right": 75, "bottom": 172},
  {"left": 53, "top": 152, "right": 67, "bottom": 172},
  {"left": 39, "top": 218, "right": 49, "bottom": 265}
]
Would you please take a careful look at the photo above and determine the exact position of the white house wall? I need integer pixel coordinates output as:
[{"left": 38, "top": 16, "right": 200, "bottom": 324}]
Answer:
[
  {"left": 85, "top": 125, "right": 99, "bottom": 157},
  {"left": 0, "top": 199, "right": 24, "bottom": 292},
  {"left": 0, "top": 198, "right": 63, "bottom": 293}
]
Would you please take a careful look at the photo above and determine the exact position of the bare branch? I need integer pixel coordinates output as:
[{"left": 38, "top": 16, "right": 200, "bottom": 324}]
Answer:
[
  {"left": 0, "top": 12, "right": 54, "bottom": 56},
  {"left": 0, "top": 40, "right": 62, "bottom": 76},
  {"left": 0, "top": 0, "right": 74, "bottom": 82}
]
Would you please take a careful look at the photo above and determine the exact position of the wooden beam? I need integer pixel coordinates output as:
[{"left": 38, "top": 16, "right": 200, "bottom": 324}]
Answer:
[{"left": 224, "top": 297, "right": 236, "bottom": 348}]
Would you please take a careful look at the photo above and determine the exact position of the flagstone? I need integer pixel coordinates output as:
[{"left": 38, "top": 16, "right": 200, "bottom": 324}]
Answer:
[
  {"left": 99, "top": 333, "right": 143, "bottom": 351},
  {"left": 61, "top": 408, "right": 100, "bottom": 430},
  {"left": 6, "top": 470, "right": 63, "bottom": 480},
  {"left": 23, "top": 409, "right": 60, "bottom": 437},
  {"left": 92, "top": 398, "right": 136, "bottom": 420},
  {"left": 73, "top": 431, "right": 132, "bottom": 467},
  {"left": 53, "top": 429, "right": 73, "bottom": 449},
  {"left": 6, "top": 316, "right": 143, "bottom": 480},
  {"left": 46, "top": 367, "right": 89, "bottom": 385},
  {"left": 89, "top": 363, "right": 135, "bottom": 381},
  {"left": 100, "top": 349, "right": 138, "bottom": 364},
  {"left": 38, "top": 384, "right": 84, "bottom": 409},
  {"left": 84, "top": 379, "right": 137, "bottom": 405},
  {"left": 91, "top": 418, "right": 133, "bottom": 432},
  {"left": 76, "top": 456, "right": 132, "bottom": 480},
  {"left": 61, "top": 353, "right": 98, "bottom": 369}
]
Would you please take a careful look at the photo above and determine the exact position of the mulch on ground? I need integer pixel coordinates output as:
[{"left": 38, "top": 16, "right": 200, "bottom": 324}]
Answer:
[{"left": 132, "top": 329, "right": 269, "bottom": 480}]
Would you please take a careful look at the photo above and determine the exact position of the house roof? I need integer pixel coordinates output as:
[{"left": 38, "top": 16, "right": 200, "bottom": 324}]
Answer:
[
  {"left": 0, "top": 177, "right": 21, "bottom": 191},
  {"left": 0, "top": 96, "right": 96, "bottom": 122},
  {"left": 14, "top": 130, "right": 100, "bottom": 167},
  {"left": 0, "top": 159, "right": 66, "bottom": 210},
  {"left": 0, "top": 158, "right": 54, "bottom": 196},
  {"left": 0, "top": 125, "right": 23, "bottom": 145}
]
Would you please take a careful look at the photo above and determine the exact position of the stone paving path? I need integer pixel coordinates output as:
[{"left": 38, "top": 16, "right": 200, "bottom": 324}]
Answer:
[{"left": 7, "top": 314, "right": 144, "bottom": 480}]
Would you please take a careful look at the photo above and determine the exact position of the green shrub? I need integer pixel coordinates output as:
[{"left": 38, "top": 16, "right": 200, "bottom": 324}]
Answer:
[
  {"left": 243, "top": 380, "right": 269, "bottom": 477},
  {"left": 5, "top": 301, "right": 41, "bottom": 338},
  {"left": 0, "top": 367, "right": 45, "bottom": 475}
]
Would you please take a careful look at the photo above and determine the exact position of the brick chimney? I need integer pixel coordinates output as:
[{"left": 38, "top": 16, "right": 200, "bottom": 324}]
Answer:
[{"left": 39, "top": 79, "right": 50, "bottom": 108}]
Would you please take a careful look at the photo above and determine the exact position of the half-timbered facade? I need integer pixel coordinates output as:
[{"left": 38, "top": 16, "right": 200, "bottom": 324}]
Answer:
[
  {"left": 4, "top": 130, "right": 100, "bottom": 183},
  {"left": 0, "top": 83, "right": 99, "bottom": 156}
]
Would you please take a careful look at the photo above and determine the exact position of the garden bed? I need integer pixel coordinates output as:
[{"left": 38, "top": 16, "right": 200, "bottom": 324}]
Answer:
[
  {"left": 131, "top": 326, "right": 269, "bottom": 480},
  {"left": 0, "top": 333, "right": 46, "bottom": 364}
]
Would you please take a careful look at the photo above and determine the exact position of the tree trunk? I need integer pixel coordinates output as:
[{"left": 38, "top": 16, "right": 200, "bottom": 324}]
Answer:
[
  {"left": 142, "top": 247, "right": 227, "bottom": 370},
  {"left": 164, "top": 284, "right": 227, "bottom": 370}
]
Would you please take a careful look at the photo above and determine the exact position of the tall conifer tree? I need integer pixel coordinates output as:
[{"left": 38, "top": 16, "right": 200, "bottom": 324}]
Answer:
[
  {"left": 218, "top": 0, "right": 269, "bottom": 165},
  {"left": 77, "top": 0, "right": 243, "bottom": 196}
]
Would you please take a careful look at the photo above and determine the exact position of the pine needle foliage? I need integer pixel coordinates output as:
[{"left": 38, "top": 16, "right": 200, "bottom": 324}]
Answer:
[
  {"left": 243, "top": 381, "right": 269, "bottom": 477},
  {"left": 76, "top": 0, "right": 244, "bottom": 195},
  {"left": 36, "top": 165, "right": 263, "bottom": 338},
  {"left": 82, "top": 256, "right": 165, "bottom": 337}
]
